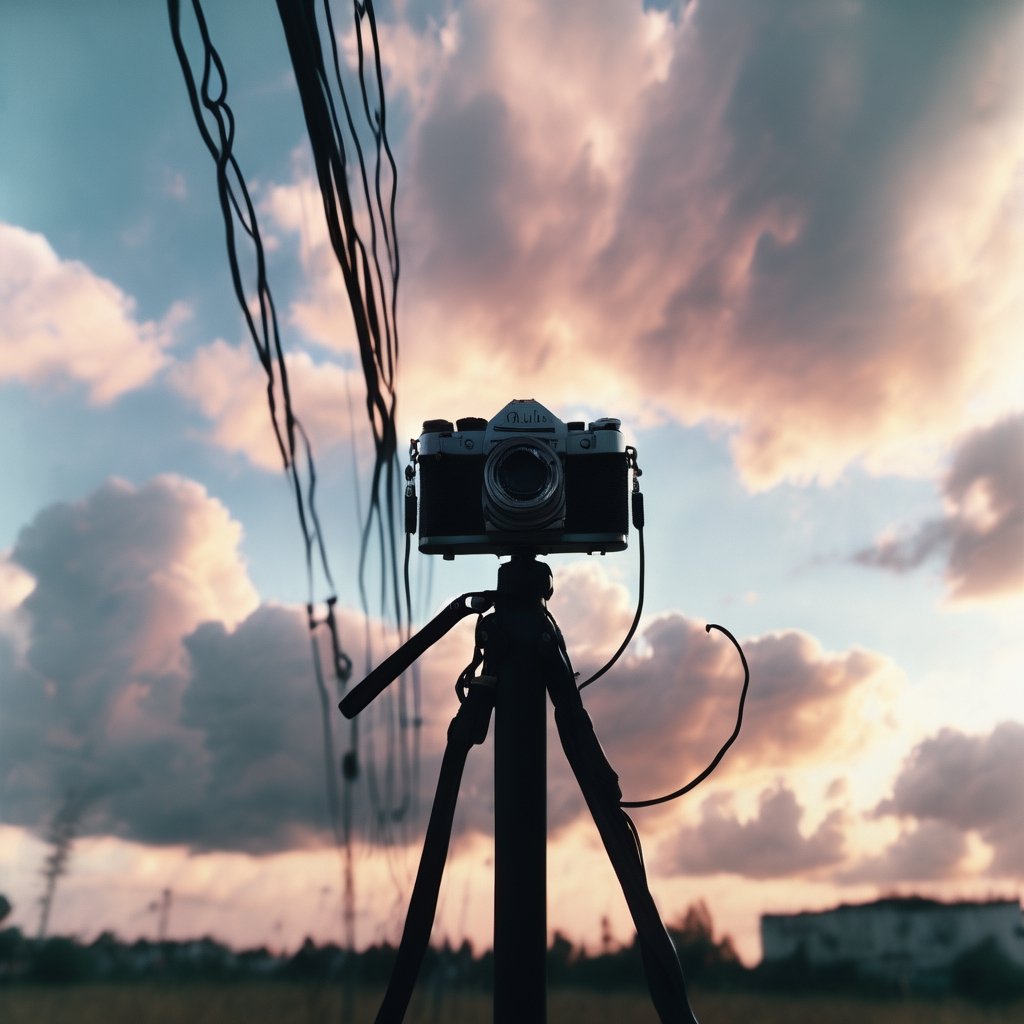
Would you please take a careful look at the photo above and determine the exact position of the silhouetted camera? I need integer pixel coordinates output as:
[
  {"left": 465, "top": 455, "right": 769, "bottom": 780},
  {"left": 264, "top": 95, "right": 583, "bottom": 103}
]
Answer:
[{"left": 417, "top": 399, "right": 630, "bottom": 558}]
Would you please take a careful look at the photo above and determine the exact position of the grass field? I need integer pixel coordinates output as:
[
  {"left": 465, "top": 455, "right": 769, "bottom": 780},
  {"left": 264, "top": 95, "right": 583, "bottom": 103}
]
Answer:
[{"left": 1, "top": 983, "right": 1021, "bottom": 1023}]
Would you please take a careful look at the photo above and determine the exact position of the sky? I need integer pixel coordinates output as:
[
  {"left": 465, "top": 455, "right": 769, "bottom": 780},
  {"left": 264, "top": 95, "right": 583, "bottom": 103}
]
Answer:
[{"left": 1, "top": 0, "right": 1022, "bottom": 970}]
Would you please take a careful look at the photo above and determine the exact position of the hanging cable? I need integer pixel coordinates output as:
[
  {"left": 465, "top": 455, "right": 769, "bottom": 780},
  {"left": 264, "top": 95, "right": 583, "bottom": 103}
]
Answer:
[
  {"left": 167, "top": 1, "right": 346, "bottom": 633},
  {"left": 272, "top": 0, "right": 416, "bottom": 839},
  {"left": 167, "top": 0, "right": 375, "bottom": 989},
  {"left": 620, "top": 623, "right": 750, "bottom": 808}
]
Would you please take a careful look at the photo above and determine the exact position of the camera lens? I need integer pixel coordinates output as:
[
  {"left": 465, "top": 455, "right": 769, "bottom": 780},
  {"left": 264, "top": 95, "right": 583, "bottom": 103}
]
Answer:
[
  {"left": 498, "top": 448, "right": 548, "bottom": 499},
  {"left": 483, "top": 439, "right": 565, "bottom": 531}
]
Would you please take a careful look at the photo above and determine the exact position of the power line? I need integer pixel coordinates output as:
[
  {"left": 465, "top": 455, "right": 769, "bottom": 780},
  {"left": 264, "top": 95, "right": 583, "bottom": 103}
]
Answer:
[{"left": 167, "top": 0, "right": 415, "bottom": 976}]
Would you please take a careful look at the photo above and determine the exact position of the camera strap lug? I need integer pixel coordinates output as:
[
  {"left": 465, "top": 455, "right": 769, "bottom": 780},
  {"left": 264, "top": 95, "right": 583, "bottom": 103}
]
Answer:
[
  {"left": 404, "top": 439, "right": 419, "bottom": 536},
  {"left": 627, "top": 445, "right": 645, "bottom": 530}
]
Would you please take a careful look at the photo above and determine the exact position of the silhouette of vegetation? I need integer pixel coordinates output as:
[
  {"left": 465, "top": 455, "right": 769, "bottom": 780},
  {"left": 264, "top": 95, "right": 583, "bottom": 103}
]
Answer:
[
  {"left": 27, "top": 937, "right": 95, "bottom": 984},
  {"left": 1, "top": 896, "right": 1021, "bottom": 1010},
  {"left": 952, "top": 937, "right": 1024, "bottom": 1004},
  {"left": 668, "top": 900, "right": 745, "bottom": 988},
  {"left": 753, "top": 945, "right": 866, "bottom": 995}
]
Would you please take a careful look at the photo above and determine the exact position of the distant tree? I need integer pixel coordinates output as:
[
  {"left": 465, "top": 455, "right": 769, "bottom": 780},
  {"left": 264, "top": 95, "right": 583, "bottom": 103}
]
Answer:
[
  {"left": 0, "top": 894, "right": 11, "bottom": 925},
  {"left": 284, "top": 936, "right": 345, "bottom": 981},
  {"left": 667, "top": 901, "right": 744, "bottom": 986},
  {"left": 0, "top": 924, "right": 26, "bottom": 975},
  {"left": 952, "top": 937, "right": 1024, "bottom": 1004},
  {"left": 29, "top": 936, "right": 95, "bottom": 984},
  {"left": 547, "top": 930, "right": 577, "bottom": 985}
]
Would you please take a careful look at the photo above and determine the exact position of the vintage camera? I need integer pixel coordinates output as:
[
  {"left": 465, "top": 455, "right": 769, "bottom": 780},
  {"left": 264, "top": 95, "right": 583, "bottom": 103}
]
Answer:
[{"left": 416, "top": 399, "right": 630, "bottom": 558}]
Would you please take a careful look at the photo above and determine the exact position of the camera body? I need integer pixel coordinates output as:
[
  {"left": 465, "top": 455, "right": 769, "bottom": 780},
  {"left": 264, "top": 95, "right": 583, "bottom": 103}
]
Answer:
[{"left": 417, "top": 399, "right": 629, "bottom": 558}]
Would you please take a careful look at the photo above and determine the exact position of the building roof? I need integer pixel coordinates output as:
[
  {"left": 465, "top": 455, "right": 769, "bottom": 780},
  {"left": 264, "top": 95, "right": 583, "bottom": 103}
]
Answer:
[{"left": 762, "top": 895, "right": 1021, "bottom": 921}]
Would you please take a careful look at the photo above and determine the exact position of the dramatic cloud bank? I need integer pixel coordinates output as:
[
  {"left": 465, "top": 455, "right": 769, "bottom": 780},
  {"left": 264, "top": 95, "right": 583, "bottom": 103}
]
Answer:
[
  {"left": 543, "top": 562, "right": 902, "bottom": 843},
  {"left": 0, "top": 477, "right": 473, "bottom": 854},
  {"left": 562, "top": 610, "right": 899, "bottom": 806},
  {"left": 331, "top": 0, "right": 1022, "bottom": 488},
  {"left": 0, "top": 223, "right": 174, "bottom": 403},
  {"left": 1, "top": 483, "right": 1018, "bottom": 895},
  {"left": 0, "top": 478, "right": 263, "bottom": 847},
  {"left": 1, "top": 485, "right": 901, "bottom": 860},
  {"left": 232, "top": 1, "right": 1024, "bottom": 492}
]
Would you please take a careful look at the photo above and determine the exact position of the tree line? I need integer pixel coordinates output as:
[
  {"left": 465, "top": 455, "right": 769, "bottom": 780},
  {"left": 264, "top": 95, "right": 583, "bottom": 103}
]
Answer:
[{"left": 1, "top": 893, "right": 1021, "bottom": 1003}]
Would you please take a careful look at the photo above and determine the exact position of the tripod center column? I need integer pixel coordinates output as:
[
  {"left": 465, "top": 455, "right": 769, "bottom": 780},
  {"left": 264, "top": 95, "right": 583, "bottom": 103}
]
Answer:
[{"left": 490, "top": 556, "right": 552, "bottom": 1024}]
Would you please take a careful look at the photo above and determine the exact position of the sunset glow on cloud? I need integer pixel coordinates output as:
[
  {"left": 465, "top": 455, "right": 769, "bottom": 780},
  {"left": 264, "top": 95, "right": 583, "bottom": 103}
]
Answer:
[
  {"left": 1, "top": 0, "right": 1022, "bottom": 972},
  {"left": 0, "top": 224, "right": 173, "bottom": 404}
]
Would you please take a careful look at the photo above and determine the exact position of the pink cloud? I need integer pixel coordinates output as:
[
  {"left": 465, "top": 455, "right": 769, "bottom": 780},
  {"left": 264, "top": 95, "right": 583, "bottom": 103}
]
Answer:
[
  {"left": 873, "top": 721, "right": 1024, "bottom": 878},
  {"left": 0, "top": 475, "right": 463, "bottom": 854},
  {"left": 660, "top": 784, "right": 847, "bottom": 880},
  {"left": 572, "top": 615, "right": 898, "bottom": 811},
  {"left": 0, "top": 485, "right": 901, "bottom": 859},
  {"left": 839, "top": 821, "right": 971, "bottom": 884},
  {"left": 0, "top": 223, "right": 174, "bottom": 403},
  {"left": 169, "top": 340, "right": 361, "bottom": 470},
  {"left": 350, "top": 0, "right": 1024, "bottom": 487},
  {"left": 11, "top": 476, "right": 258, "bottom": 674},
  {"left": 542, "top": 563, "right": 901, "bottom": 837},
  {"left": 854, "top": 414, "right": 1024, "bottom": 601}
]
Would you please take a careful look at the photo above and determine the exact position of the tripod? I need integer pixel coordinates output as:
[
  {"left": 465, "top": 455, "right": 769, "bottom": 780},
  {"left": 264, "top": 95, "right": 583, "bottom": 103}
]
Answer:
[{"left": 340, "top": 555, "right": 700, "bottom": 1024}]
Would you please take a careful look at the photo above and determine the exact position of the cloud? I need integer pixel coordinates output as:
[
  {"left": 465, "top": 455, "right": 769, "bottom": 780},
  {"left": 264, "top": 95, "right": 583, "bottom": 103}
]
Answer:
[
  {"left": 0, "top": 477, "right": 259, "bottom": 840},
  {"left": 340, "top": 0, "right": 1024, "bottom": 487},
  {"left": 0, "top": 223, "right": 174, "bottom": 403},
  {"left": 0, "top": 475, "right": 467, "bottom": 854},
  {"left": 942, "top": 417, "right": 1024, "bottom": 599},
  {"left": 168, "top": 339, "right": 361, "bottom": 470},
  {"left": 873, "top": 721, "right": 1024, "bottom": 878},
  {"left": 854, "top": 415, "right": 1024, "bottom": 601},
  {"left": 544, "top": 563, "right": 900, "bottom": 832},
  {"left": 660, "top": 784, "right": 847, "bottom": 879},
  {"left": 0, "top": 557, "right": 34, "bottom": 659},
  {"left": 0, "top": 487, "right": 902, "bottom": 858},
  {"left": 573, "top": 620, "right": 897, "bottom": 810},
  {"left": 840, "top": 820, "right": 970, "bottom": 884}
]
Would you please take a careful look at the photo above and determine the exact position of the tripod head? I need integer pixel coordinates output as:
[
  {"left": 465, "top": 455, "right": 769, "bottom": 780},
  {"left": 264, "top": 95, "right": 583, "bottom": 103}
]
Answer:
[{"left": 338, "top": 555, "right": 556, "bottom": 720}]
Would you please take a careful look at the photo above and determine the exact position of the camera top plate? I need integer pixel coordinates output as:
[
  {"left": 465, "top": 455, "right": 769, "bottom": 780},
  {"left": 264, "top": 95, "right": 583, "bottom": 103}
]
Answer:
[{"left": 420, "top": 399, "right": 625, "bottom": 458}]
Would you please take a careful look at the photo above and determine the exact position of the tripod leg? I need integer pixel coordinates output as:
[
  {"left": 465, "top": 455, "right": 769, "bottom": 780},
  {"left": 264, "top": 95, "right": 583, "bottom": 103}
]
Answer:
[
  {"left": 373, "top": 681, "right": 495, "bottom": 1024},
  {"left": 541, "top": 630, "right": 701, "bottom": 1024}
]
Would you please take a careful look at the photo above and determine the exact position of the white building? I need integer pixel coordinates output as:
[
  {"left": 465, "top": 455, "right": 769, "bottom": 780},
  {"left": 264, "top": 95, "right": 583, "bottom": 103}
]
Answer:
[{"left": 761, "top": 897, "right": 1024, "bottom": 988}]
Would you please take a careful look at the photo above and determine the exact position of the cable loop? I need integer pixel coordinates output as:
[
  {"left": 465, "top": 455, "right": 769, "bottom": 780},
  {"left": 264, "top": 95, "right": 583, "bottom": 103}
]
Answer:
[{"left": 620, "top": 623, "right": 750, "bottom": 808}]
